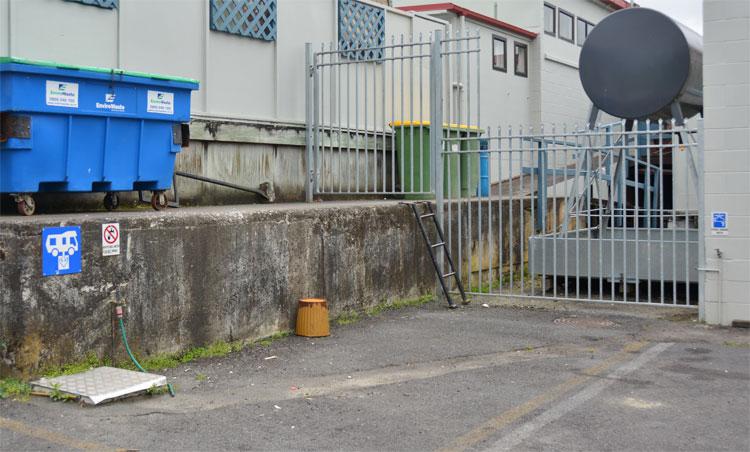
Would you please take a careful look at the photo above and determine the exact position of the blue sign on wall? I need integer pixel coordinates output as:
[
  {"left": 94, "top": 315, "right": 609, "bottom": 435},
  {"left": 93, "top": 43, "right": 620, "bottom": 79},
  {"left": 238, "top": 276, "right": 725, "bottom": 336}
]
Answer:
[
  {"left": 712, "top": 212, "right": 728, "bottom": 230},
  {"left": 42, "top": 226, "right": 82, "bottom": 276}
]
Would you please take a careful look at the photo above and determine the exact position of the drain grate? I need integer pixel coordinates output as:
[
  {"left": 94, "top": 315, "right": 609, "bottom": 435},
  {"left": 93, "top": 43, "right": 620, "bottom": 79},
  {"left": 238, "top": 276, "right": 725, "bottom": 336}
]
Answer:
[
  {"left": 31, "top": 366, "right": 166, "bottom": 405},
  {"left": 553, "top": 316, "right": 617, "bottom": 328}
]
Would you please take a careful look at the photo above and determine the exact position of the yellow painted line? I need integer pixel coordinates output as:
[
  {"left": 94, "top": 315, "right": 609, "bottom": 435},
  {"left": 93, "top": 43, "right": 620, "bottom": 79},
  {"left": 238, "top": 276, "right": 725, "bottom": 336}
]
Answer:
[
  {"left": 440, "top": 341, "right": 649, "bottom": 452},
  {"left": 0, "top": 416, "right": 115, "bottom": 451}
]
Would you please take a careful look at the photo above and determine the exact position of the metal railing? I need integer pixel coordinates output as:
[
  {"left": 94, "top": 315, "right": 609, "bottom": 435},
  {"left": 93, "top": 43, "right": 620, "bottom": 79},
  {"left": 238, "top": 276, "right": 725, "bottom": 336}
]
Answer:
[
  {"left": 304, "top": 30, "right": 480, "bottom": 200},
  {"left": 437, "top": 119, "right": 704, "bottom": 306}
]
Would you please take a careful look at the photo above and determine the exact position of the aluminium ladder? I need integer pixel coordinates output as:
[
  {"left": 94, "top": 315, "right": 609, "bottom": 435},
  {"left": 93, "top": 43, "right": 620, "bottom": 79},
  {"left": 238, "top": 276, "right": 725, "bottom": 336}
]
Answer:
[{"left": 404, "top": 202, "right": 467, "bottom": 309}]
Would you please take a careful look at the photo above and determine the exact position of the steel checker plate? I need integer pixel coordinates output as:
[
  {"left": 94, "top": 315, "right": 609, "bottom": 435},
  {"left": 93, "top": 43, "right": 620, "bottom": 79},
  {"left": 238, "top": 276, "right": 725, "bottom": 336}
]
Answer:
[{"left": 31, "top": 366, "right": 166, "bottom": 405}]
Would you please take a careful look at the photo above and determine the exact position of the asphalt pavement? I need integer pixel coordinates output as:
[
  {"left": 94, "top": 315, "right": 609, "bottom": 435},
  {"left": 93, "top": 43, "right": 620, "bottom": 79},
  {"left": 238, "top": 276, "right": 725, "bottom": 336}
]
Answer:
[{"left": 1, "top": 299, "right": 748, "bottom": 451}]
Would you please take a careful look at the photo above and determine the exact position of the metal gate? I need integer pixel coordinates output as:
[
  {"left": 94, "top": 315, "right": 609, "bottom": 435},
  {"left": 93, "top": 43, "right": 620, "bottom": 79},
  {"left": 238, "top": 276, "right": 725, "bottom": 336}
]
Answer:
[
  {"left": 437, "top": 119, "right": 705, "bottom": 307},
  {"left": 305, "top": 29, "right": 704, "bottom": 307},
  {"left": 304, "top": 30, "right": 480, "bottom": 200}
]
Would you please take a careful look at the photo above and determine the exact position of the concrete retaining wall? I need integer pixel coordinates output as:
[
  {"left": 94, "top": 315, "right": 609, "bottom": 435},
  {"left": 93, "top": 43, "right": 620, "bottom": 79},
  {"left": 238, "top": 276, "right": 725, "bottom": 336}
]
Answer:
[{"left": 0, "top": 202, "right": 436, "bottom": 376}]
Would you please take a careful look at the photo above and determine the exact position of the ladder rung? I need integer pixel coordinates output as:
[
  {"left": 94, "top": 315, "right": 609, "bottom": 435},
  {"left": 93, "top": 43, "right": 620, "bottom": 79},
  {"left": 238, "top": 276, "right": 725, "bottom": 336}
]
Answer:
[
  {"left": 431, "top": 242, "right": 445, "bottom": 248},
  {"left": 442, "top": 272, "right": 456, "bottom": 278},
  {"left": 420, "top": 213, "right": 435, "bottom": 219}
]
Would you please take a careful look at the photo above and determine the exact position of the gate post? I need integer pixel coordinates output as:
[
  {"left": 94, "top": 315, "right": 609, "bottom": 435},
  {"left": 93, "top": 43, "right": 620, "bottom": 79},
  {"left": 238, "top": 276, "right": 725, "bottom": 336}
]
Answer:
[
  {"left": 305, "top": 42, "right": 315, "bottom": 203},
  {"left": 430, "top": 31, "right": 446, "bottom": 293},
  {"left": 697, "top": 118, "right": 706, "bottom": 321},
  {"left": 430, "top": 31, "right": 444, "bottom": 226}
]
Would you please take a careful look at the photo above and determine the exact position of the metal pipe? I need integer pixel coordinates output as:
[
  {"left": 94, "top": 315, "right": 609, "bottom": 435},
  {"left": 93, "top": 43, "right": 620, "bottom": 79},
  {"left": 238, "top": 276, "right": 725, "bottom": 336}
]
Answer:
[{"left": 174, "top": 171, "right": 269, "bottom": 200}]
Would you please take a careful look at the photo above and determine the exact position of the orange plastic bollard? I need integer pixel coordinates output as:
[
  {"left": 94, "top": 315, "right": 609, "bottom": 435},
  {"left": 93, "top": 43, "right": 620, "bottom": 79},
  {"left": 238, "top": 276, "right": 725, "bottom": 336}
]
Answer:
[{"left": 295, "top": 298, "right": 330, "bottom": 337}]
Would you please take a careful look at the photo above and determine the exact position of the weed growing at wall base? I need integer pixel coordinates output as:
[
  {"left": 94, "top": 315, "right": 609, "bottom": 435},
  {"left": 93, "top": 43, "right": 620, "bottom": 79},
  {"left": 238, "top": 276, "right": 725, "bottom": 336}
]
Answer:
[
  {"left": 35, "top": 332, "right": 294, "bottom": 379},
  {"left": 0, "top": 378, "right": 32, "bottom": 401},
  {"left": 335, "top": 294, "right": 436, "bottom": 326}
]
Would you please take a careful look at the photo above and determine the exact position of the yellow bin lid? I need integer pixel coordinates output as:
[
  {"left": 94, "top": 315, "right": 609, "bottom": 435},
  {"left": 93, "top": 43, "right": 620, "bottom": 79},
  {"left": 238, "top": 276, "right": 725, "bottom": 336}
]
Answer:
[{"left": 389, "top": 120, "right": 481, "bottom": 131}]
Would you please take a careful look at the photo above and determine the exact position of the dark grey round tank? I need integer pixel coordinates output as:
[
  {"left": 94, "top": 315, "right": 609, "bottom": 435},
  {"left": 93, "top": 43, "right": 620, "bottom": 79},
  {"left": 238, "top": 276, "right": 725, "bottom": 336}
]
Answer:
[{"left": 579, "top": 8, "right": 703, "bottom": 120}]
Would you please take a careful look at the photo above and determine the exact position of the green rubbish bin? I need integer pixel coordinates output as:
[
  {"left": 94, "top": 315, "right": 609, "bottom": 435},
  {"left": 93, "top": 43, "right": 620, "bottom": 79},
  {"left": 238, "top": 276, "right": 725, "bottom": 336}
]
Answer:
[{"left": 392, "top": 121, "right": 482, "bottom": 198}]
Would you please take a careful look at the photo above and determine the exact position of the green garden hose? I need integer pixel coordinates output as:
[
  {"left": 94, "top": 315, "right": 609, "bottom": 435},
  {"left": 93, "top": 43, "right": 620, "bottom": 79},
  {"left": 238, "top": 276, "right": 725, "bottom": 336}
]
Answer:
[{"left": 118, "top": 313, "right": 175, "bottom": 397}]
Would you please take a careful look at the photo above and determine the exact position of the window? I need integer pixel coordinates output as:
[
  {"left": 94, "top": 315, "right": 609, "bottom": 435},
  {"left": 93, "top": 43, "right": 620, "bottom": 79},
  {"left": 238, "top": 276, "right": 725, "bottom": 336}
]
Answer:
[
  {"left": 576, "top": 18, "right": 594, "bottom": 46},
  {"left": 492, "top": 36, "right": 507, "bottom": 72},
  {"left": 514, "top": 43, "right": 528, "bottom": 77},
  {"left": 210, "top": 0, "right": 277, "bottom": 42},
  {"left": 544, "top": 3, "right": 556, "bottom": 36},
  {"left": 558, "top": 9, "right": 574, "bottom": 43},
  {"left": 339, "top": 0, "right": 385, "bottom": 60}
]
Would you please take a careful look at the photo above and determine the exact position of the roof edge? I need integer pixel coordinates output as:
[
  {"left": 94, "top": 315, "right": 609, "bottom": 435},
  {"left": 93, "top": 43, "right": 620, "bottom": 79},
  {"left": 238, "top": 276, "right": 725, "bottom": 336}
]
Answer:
[
  {"left": 599, "top": 0, "right": 632, "bottom": 10},
  {"left": 397, "top": 3, "right": 538, "bottom": 40}
]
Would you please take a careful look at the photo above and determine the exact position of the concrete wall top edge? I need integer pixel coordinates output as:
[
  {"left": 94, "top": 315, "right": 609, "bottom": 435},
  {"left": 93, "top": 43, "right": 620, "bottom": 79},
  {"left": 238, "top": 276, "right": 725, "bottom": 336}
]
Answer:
[{"left": 0, "top": 201, "right": 410, "bottom": 231}]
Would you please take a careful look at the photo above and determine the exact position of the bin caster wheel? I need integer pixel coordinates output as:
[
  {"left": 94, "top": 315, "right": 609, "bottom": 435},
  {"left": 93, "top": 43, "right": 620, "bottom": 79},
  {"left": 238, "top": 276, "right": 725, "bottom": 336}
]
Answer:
[
  {"left": 103, "top": 192, "right": 120, "bottom": 211},
  {"left": 150, "top": 191, "right": 168, "bottom": 211},
  {"left": 15, "top": 194, "right": 35, "bottom": 216}
]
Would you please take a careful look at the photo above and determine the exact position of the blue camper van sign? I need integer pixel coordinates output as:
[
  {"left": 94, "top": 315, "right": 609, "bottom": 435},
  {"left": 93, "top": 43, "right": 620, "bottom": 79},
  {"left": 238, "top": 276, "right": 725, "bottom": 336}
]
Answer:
[{"left": 42, "top": 226, "right": 82, "bottom": 276}]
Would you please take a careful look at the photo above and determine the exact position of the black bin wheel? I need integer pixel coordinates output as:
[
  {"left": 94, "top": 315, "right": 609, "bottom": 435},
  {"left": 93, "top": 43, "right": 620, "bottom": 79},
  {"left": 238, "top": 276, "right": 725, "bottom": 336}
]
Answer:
[
  {"left": 16, "top": 195, "right": 35, "bottom": 216},
  {"left": 151, "top": 191, "right": 168, "bottom": 211},
  {"left": 103, "top": 192, "right": 120, "bottom": 211}
]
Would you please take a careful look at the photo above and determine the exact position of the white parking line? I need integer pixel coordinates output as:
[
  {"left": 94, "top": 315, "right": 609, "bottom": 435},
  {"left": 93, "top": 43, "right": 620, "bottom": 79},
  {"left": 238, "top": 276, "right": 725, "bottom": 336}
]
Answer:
[{"left": 488, "top": 342, "right": 673, "bottom": 451}]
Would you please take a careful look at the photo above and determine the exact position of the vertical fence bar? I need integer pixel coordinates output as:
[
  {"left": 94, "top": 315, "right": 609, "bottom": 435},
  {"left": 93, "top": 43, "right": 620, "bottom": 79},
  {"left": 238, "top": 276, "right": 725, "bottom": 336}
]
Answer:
[
  {"left": 391, "top": 35, "right": 396, "bottom": 193},
  {"left": 402, "top": 35, "right": 408, "bottom": 194},
  {"left": 584, "top": 127, "right": 592, "bottom": 301},
  {"left": 305, "top": 43, "right": 314, "bottom": 202},
  {"left": 646, "top": 119, "right": 652, "bottom": 303},
  {"left": 313, "top": 49, "right": 321, "bottom": 199},
  {"left": 669, "top": 119, "right": 677, "bottom": 304},
  {"left": 610, "top": 125, "right": 617, "bottom": 302},
  {"left": 552, "top": 124, "right": 558, "bottom": 299},
  {"left": 597, "top": 127, "right": 604, "bottom": 301},
  {"left": 419, "top": 34, "right": 425, "bottom": 193},
  {"left": 431, "top": 30, "right": 445, "bottom": 281},
  {"left": 658, "top": 119, "right": 665, "bottom": 303},
  {"left": 338, "top": 47, "right": 343, "bottom": 193},
  {"left": 363, "top": 48, "right": 369, "bottom": 193},
  {"left": 412, "top": 34, "right": 422, "bottom": 193},
  {"left": 346, "top": 53, "right": 352, "bottom": 194},
  {"left": 637, "top": 120, "right": 645, "bottom": 302},
  {"left": 382, "top": 40, "right": 387, "bottom": 193},
  {"left": 683, "top": 127, "right": 690, "bottom": 305},
  {"left": 497, "top": 126, "right": 504, "bottom": 294},
  {"left": 373, "top": 47, "right": 378, "bottom": 192},
  {"left": 328, "top": 42, "right": 335, "bottom": 193}
]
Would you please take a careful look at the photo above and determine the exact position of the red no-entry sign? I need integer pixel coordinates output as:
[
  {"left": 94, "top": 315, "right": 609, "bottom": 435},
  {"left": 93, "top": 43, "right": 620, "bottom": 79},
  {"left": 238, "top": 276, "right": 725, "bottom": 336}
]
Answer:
[{"left": 102, "top": 223, "right": 120, "bottom": 256}]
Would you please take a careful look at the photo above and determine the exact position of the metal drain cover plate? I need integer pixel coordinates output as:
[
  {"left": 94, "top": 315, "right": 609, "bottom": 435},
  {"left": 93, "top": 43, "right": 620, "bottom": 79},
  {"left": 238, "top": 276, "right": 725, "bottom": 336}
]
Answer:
[{"left": 31, "top": 366, "right": 166, "bottom": 405}]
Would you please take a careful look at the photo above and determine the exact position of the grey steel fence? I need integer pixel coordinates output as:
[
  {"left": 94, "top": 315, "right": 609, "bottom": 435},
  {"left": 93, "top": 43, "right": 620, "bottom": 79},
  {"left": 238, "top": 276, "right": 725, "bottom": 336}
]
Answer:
[
  {"left": 304, "top": 30, "right": 480, "bottom": 200},
  {"left": 438, "top": 119, "right": 704, "bottom": 306}
]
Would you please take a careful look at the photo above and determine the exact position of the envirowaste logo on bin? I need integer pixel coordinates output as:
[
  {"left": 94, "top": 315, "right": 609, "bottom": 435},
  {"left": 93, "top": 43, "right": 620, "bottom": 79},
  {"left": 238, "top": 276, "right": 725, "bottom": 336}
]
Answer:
[
  {"left": 96, "top": 92, "right": 126, "bottom": 112},
  {"left": 46, "top": 80, "right": 78, "bottom": 108},
  {"left": 147, "top": 90, "right": 174, "bottom": 115},
  {"left": 42, "top": 226, "right": 82, "bottom": 276}
]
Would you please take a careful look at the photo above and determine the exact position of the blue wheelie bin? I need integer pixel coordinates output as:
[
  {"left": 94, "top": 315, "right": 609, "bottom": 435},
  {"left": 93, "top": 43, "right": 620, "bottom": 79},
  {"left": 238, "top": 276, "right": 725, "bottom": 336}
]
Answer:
[{"left": 0, "top": 57, "right": 199, "bottom": 215}]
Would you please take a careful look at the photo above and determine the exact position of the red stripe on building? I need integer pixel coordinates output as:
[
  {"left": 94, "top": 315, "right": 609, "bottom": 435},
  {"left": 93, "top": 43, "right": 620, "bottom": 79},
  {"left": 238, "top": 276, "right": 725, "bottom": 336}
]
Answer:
[
  {"left": 600, "top": 0, "right": 631, "bottom": 10},
  {"left": 398, "top": 3, "right": 538, "bottom": 40}
]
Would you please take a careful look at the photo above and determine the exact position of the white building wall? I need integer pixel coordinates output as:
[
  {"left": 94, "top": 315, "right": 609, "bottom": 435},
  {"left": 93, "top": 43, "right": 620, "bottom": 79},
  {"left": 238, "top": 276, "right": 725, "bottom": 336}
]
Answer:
[
  {"left": 0, "top": 0, "right": 445, "bottom": 123},
  {"left": 394, "top": 0, "right": 615, "bottom": 126},
  {"left": 537, "top": 0, "right": 612, "bottom": 126},
  {"left": 702, "top": 0, "right": 750, "bottom": 325}
]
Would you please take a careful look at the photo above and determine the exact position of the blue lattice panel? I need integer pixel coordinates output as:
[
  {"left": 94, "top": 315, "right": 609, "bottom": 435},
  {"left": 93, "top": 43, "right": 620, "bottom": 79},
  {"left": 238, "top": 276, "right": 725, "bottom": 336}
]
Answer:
[
  {"left": 338, "top": 0, "right": 385, "bottom": 61},
  {"left": 64, "top": 0, "right": 118, "bottom": 9},
  {"left": 210, "top": 0, "right": 277, "bottom": 41}
]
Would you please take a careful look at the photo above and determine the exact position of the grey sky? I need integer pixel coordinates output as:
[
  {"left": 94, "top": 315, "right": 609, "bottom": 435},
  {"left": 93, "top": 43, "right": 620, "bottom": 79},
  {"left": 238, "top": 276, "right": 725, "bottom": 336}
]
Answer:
[{"left": 635, "top": 0, "right": 703, "bottom": 34}]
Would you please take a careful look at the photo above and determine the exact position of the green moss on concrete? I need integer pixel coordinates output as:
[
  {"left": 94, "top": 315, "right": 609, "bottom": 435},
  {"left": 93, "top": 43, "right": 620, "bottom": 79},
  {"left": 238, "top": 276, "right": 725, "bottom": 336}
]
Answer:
[{"left": 335, "top": 294, "right": 436, "bottom": 326}]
